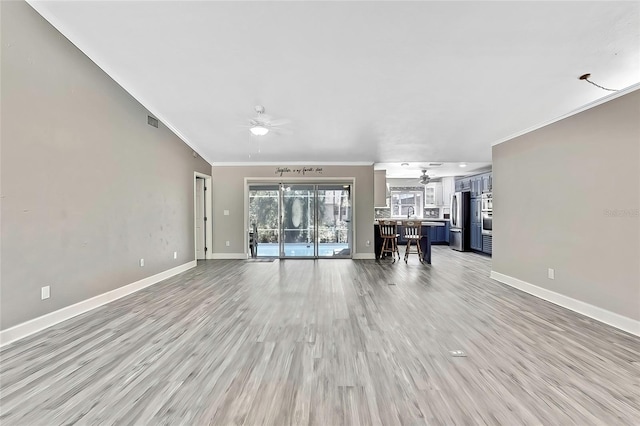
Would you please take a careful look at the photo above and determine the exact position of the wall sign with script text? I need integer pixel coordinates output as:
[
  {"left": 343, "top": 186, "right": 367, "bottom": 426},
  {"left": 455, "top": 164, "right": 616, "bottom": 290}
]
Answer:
[{"left": 275, "top": 167, "right": 324, "bottom": 177}]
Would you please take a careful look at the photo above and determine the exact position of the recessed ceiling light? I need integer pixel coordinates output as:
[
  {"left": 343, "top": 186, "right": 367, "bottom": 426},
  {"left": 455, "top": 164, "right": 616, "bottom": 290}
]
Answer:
[
  {"left": 401, "top": 162, "right": 409, "bottom": 167},
  {"left": 459, "top": 163, "right": 467, "bottom": 168}
]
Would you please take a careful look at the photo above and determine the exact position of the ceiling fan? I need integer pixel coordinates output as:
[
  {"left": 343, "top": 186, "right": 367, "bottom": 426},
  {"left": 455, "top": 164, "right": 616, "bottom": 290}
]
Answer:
[
  {"left": 418, "top": 169, "right": 431, "bottom": 185},
  {"left": 244, "top": 105, "right": 291, "bottom": 136}
]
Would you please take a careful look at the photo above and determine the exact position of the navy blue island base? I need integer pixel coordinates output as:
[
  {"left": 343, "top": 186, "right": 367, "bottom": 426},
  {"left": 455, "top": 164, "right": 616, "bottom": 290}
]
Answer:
[{"left": 374, "top": 223, "right": 435, "bottom": 264}]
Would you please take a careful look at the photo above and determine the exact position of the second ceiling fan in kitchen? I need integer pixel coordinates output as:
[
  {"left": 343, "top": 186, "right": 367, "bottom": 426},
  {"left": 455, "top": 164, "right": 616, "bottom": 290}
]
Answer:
[{"left": 418, "top": 169, "right": 431, "bottom": 185}]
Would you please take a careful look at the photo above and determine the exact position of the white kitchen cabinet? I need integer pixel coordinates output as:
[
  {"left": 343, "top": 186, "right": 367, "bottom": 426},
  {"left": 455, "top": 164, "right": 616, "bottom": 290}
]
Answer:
[
  {"left": 441, "top": 177, "right": 455, "bottom": 208},
  {"left": 374, "top": 170, "right": 387, "bottom": 207},
  {"left": 425, "top": 183, "right": 443, "bottom": 206},
  {"left": 435, "top": 183, "right": 444, "bottom": 206},
  {"left": 424, "top": 184, "right": 435, "bottom": 205}
]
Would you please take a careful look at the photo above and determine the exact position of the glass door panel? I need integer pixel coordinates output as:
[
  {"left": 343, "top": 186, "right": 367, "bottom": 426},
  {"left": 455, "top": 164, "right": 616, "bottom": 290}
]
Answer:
[
  {"left": 248, "top": 185, "right": 280, "bottom": 257},
  {"left": 248, "top": 182, "right": 353, "bottom": 259},
  {"left": 281, "top": 184, "right": 315, "bottom": 257},
  {"left": 316, "top": 185, "right": 351, "bottom": 257}
]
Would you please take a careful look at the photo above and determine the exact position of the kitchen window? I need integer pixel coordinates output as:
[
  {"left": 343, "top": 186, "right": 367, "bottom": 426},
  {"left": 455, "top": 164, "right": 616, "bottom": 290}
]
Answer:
[{"left": 390, "top": 191, "right": 423, "bottom": 218}]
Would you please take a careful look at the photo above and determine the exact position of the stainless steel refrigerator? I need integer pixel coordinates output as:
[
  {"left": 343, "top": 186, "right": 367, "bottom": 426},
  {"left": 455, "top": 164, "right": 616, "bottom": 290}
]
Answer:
[{"left": 450, "top": 191, "right": 470, "bottom": 251}]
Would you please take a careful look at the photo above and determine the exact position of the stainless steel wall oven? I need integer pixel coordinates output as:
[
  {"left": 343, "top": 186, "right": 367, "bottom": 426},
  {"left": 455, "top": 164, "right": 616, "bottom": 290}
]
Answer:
[
  {"left": 481, "top": 212, "right": 492, "bottom": 235},
  {"left": 481, "top": 192, "right": 493, "bottom": 212},
  {"left": 481, "top": 192, "right": 492, "bottom": 235}
]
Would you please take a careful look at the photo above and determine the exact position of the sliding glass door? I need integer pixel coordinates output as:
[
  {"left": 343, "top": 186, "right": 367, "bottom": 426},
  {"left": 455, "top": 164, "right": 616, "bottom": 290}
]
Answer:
[
  {"left": 282, "top": 184, "right": 315, "bottom": 257},
  {"left": 316, "top": 185, "right": 351, "bottom": 257},
  {"left": 248, "top": 185, "right": 280, "bottom": 257},
  {"left": 248, "top": 183, "right": 352, "bottom": 258}
]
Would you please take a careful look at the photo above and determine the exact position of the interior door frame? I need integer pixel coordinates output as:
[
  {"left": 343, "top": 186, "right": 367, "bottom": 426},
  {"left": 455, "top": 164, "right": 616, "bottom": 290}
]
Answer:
[
  {"left": 244, "top": 177, "right": 356, "bottom": 259},
  {"left": 194, "top": 172, "right": 213, "bottom": 260}
]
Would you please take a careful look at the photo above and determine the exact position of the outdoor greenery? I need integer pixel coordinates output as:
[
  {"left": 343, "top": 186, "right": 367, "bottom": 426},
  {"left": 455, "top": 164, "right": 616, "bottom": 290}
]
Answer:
[
  {"left": 249, "top": 188, "right": 350, "bottom": 245},
  {"left": 248, "top": 190, "right": 279, "bottom": 243}
]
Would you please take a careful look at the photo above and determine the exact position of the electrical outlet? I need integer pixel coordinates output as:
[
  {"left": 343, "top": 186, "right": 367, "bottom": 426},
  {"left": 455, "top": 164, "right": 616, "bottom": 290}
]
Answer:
[
  {"left": 548, "top": 268, "right": 555, "bottom": 280},
  {"left": 140, "top": 258, "right": 145, "bottom": 267},
  {"left": 223, "top": 210, "right": 230, "bottom": 216},
  {"left": 225, "top": 241, "right": 230, "bottom": 247},
  {"left": 41, "top": 286, "right": 50, "bottom": 300},
  {"left": 173, "top": 251, "right": 178, "bottom": 259},
  {"left": 366, "top": 240, "right": 371, "bottom": 247}
]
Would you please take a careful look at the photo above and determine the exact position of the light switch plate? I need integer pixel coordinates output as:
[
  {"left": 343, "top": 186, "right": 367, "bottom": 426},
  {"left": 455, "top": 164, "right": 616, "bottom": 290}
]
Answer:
[
  {"left": 223, "top": 210, "right": 230, "bottom": 216},
  {"left": 548, "top": 268, "right": 555, "bottom": 279},
  {"left": 41, "top": 286, "right": 50, "bottom": 300}
]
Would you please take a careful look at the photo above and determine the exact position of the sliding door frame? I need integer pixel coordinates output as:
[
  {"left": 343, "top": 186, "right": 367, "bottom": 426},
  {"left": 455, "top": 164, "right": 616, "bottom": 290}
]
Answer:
[{"left": 244, "top": 177, "right": 356, "bottom": 259}]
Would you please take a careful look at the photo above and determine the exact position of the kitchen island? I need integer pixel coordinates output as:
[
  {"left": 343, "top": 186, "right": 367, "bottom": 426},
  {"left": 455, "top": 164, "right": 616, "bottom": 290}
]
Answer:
[{"left": 374, "top": 220, "right": 446, "bottom": 264}]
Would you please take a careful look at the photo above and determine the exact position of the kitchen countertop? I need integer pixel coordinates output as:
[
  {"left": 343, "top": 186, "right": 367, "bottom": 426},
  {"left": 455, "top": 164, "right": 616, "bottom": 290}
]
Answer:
[{"left": 374, "top": 219, "right": 446, "bottom": 226}]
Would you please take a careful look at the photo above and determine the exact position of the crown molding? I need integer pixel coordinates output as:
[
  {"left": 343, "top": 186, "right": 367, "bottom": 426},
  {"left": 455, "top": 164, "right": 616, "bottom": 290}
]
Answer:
[{"left": 211, "top": 161, "right": 374, "bottom": 167}]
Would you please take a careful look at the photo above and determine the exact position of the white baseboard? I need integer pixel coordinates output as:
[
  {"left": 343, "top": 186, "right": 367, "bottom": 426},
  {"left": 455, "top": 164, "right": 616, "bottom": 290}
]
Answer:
[
  {"left": 353, "top": 253, "right": 376, "bottom": 260},
  {"left": 211, "top": 253, "right": 248, "bottom": 259},
  {"left": 490, "top": 271, "right": 640, "bottom": 337},
  {"left": 0, "top": 261, "right": 197, "bottom": 347}
]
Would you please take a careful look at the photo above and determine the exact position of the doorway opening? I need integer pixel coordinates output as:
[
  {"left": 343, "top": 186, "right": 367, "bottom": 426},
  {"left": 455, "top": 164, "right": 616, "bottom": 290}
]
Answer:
[
  {"left": 194, "top": 172, "right": 213, "bottom": 261},
  {"left": 248, "top": 183, "right": 352, "bottom": 258}
]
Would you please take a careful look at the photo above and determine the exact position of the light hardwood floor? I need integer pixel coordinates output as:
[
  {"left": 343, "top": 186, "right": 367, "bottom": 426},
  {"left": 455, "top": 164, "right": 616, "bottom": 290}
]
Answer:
[{"left": 1, "top": 247, "right": 639, "bottom": 425}]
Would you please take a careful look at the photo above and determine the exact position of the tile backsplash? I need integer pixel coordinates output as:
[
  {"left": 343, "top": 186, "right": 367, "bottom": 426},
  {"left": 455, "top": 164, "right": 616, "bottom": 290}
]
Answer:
[
  {"left": 375, "top": 208, "right": 391, "bottom": 218},
  {"left": 424, "top": 208, "right": 440, "bottom": 218},
  {"left": 375, "top": 207, "right": 440, "bottom": 219}
]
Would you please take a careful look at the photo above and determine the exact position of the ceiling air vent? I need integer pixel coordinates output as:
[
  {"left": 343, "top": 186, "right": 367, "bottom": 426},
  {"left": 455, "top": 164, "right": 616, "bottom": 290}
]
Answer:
[
  {"left": 147, "top": 116, "right": 159, "bottom": 128},
  {"left": 428, "top": 163, "right": 443, "bottom": 167}
]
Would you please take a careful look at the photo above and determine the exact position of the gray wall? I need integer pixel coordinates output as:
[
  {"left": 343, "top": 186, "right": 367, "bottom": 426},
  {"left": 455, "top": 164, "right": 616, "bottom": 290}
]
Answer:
[
  {"left": 211, "top": 165, "right": 375, "bottom": 256},
  {"left": 493, "top": 89, "right": 640, "bottom": 321},
  {"left": 1, "top": 1, "right": 211, "bottom": 330}
]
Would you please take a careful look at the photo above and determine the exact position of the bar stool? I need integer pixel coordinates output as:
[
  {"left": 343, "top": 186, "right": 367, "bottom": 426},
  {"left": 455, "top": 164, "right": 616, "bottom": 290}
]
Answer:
[
  {"left": 402, "top": 220, "right": 423, "bottom": 263},
  {"left": 378, "top": 220, "right": 400, "bottom": 262}
]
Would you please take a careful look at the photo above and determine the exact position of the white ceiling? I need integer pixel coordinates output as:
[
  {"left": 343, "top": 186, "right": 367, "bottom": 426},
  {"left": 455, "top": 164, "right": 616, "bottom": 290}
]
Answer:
[
  {"left": 28, "top": 1, "right": 640, "bottom": 168},
  {"left": 375, "top": 162, "right": 491, "bottom": 179}
]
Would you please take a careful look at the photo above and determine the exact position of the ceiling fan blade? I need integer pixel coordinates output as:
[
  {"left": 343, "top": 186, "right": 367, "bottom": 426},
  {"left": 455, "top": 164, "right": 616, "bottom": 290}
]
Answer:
[
  {"left": 237, "top": 122, "right": 252, "bottom": 128},
  {"left": 266, "top": 126, "right": 291, "bottom": 136},
  {"left": 268, "top": 118, "right": 292, "bottom": 127}
]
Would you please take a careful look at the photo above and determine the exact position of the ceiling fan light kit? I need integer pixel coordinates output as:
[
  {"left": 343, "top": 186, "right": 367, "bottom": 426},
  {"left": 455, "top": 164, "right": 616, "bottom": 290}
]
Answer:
[
  {"left": 249, "top": 105, "right": 269, "bottom": 136},
  {"left": 250, "top": 125, "right": 269, "bottom": 136},
  {"left": 245, "top": 105, "right": 291, "bottom": 137}
]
